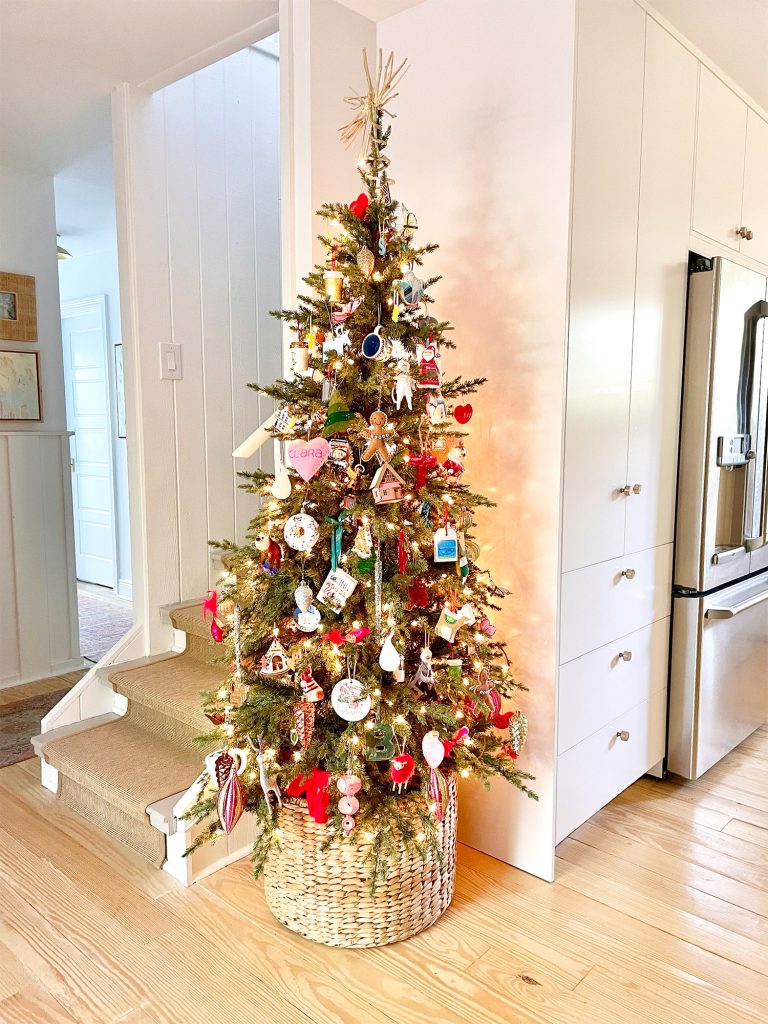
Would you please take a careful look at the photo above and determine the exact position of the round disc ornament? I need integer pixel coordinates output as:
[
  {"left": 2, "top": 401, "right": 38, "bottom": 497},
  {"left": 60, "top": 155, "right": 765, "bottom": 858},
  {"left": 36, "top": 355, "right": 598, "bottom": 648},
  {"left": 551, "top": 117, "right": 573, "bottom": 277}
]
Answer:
[
  {"left": 284, "top": 513, "right": 319, "bottom": 552},
  {"left": 331, "top": 678, "right": 371, "bottom": 722}
]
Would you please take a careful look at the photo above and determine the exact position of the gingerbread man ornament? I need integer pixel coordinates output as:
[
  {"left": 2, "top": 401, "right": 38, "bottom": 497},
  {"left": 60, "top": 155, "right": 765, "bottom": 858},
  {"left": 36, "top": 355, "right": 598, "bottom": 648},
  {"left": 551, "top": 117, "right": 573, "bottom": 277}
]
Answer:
[{"left": 360, "top": 410, "right": 394, "bottom": 463}]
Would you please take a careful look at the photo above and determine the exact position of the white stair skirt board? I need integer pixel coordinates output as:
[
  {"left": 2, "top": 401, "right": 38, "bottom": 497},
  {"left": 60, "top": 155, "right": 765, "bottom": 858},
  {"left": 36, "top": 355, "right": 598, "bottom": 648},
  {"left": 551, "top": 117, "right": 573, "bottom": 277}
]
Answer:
[{"left": 149, "top": 785, "right": 262, "bottom": 887}]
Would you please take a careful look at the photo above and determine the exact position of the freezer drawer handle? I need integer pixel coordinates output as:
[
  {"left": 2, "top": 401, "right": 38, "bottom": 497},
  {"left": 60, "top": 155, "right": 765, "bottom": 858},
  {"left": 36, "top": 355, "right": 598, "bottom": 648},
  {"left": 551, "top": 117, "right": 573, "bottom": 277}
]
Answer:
[{"left": 705, "top": 589, "right": 768, "bottom": 619}]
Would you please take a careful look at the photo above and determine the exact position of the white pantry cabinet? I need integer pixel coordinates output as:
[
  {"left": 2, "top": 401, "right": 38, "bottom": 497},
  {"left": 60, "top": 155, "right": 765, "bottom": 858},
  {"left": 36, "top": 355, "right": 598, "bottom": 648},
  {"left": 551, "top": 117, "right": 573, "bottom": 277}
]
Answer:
[
  {"left": 693, "top": 69, "right": 768, "bottom": 261},
  {"left": 561, "top": 0, "right": 645, "bottom": 574},
  {"left": 625, "top": 20, "right": 697, "bottom": 556},
  {"left": 692, "top": 67, "right": 748, "bottom": 251},
  {"left": 557, "top": 6, "right": 696, "bottom": 843}
]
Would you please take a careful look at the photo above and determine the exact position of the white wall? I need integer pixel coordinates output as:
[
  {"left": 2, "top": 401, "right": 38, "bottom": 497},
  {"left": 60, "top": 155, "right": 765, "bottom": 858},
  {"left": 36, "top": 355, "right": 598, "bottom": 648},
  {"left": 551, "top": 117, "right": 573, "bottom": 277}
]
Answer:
[
  {"left": 378, "top": 0, "right": 576, "bottom": 880},
  {"left": 56, "top": 177, "right": 132, "bottom": 598},
  {"left": 0, "top": 165, "right": 80, "bottom": 683},
  {"left": 113, "top": 41, "right": 282, "bottom": 652}
]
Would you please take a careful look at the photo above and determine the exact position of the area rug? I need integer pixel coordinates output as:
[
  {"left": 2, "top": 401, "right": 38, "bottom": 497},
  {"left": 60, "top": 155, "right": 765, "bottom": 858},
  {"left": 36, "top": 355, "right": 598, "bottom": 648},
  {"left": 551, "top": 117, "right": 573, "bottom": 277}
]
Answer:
[
  {"left": 78, "top": 591, "right": 133, "bottom": 663},
  {"left": 0, "top": 688, "right": 69, "bottom": 767}
]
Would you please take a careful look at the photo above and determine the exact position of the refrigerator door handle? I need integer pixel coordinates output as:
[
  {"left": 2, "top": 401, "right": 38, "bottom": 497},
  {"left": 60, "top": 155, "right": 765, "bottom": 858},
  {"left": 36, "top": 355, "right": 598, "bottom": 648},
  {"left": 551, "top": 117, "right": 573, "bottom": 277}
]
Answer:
[
  {"left": 705, "top": 589, "right": 768, "bottom": 618},
  {"left": 741, "top": 301, "right": 768, "bottom": 548}
]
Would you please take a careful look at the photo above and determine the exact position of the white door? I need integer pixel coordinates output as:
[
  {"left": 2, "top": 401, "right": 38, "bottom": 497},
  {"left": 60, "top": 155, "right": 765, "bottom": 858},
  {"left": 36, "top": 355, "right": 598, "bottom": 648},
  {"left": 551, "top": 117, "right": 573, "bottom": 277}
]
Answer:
[{"left": 61, "top": 297, "right": 117, "bottom": 588}]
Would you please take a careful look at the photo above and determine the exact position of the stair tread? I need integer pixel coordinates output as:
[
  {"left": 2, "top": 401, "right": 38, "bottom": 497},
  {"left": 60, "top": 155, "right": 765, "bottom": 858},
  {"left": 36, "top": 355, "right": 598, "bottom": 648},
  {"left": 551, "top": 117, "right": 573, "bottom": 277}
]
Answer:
[
  {"left": 41, "top": 714, "right": 209, "bottom": 823},
  {"left": 108, "top": 648, "right": 224, "bottom": 732},
  {"left": 170, "top": 602, "right": 216, "bottom": 642}
]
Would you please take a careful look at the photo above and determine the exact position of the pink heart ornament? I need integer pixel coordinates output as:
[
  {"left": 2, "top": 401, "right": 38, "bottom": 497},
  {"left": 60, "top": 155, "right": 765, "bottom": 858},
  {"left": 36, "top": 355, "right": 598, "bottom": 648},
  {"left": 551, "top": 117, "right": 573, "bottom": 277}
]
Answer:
[{"left": 287, "top": 438, "right": 330, "bottom": 481}]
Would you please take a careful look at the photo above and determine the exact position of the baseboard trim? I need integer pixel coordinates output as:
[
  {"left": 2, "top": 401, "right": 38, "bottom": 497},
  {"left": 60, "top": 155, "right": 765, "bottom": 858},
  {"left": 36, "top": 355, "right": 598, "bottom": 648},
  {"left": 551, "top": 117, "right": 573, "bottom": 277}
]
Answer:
[
  {"left": 0, "top": 657, "right": 86, "bottom": 690},
  {"left": 117, "top": 578, "right": 133, "bottom": 601}
]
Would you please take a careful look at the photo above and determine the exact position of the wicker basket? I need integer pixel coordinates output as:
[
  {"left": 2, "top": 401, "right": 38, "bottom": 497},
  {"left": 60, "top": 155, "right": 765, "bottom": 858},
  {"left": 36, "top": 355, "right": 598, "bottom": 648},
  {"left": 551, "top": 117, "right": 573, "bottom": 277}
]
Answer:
[{"left": 262, "top": 778, "right": 457, "bottom": 947}]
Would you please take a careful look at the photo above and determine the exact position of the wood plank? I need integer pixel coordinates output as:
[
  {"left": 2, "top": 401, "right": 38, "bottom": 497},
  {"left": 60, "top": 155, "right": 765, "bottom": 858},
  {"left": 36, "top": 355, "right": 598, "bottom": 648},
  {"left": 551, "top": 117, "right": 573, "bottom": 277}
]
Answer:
[
  {"left": 558, "top": 836, "right": 768, "bottom": 945},
  {"left": 0, "top": 987, "right": 79, "bottom": 1024},
  {"left": 722, "top": 818, "right": 768, "bottom": 850},
  {"left": 588, "top": 802, "right": 768, "bottom": 888},
  {"left": 569, "top": 820, "right": 768, "bottom": 919},
  {"left": 635, "top": 775, "right": 768, "bottom": 831},
  {"left": 0, "top": 763, "right": 177, "bottom": 900}
]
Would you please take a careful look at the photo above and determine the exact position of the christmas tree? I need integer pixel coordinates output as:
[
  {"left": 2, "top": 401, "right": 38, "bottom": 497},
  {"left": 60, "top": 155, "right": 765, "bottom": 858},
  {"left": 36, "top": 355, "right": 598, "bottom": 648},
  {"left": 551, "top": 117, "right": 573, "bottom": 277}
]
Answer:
[{"left": 190, "top": 51, "right": 536, "bottom": 888}]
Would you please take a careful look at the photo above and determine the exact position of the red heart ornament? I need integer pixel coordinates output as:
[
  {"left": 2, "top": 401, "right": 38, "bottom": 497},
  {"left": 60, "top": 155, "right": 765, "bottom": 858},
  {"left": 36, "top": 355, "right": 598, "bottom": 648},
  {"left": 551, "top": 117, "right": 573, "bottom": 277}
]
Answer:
[
  {"left": 349, "top": 193, "right": 369, "bottom": 219},
  {"left": 454, "top": 404, "right": 473, "bottom": 424},
  {"left": 287, "top": 438, "right": 330, "bottom": 481}
]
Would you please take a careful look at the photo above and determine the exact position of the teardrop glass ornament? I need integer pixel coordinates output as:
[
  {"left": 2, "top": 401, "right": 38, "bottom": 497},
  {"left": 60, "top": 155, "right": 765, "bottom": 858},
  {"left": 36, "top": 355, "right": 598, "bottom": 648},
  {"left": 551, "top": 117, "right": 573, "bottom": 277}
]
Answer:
[{"left": 378, "top": 630, "right": 400, "bottom": 673}]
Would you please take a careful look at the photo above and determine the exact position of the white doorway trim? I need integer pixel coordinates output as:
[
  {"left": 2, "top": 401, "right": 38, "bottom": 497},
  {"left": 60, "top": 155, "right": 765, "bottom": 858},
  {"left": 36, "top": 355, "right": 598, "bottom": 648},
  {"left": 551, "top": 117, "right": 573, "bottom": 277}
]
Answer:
[
  {"left": 61, "top": 294, "right": 120, "bottom": 592},
  {"left": 112, "top": 8, "right": 283, "bottom": 657}
]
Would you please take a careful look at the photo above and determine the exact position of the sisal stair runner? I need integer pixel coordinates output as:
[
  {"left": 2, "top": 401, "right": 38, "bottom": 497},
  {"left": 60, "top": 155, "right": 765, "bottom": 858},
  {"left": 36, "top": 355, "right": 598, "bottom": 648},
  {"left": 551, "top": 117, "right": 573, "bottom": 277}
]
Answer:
[{"left": 39, "top": 605, "right": 222, "bottom": 867}]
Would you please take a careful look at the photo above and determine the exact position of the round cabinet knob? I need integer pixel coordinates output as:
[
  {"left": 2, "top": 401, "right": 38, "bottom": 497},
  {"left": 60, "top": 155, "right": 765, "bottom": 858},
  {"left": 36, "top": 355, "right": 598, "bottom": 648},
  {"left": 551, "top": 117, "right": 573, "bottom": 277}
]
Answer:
[
  {"left": 616, "top": 730, "right": 630, "bottom": 742},
  {"left": 617, "top": 484, "right": 632, "bottom": 496},
  {"left": 618, "top": 650, "right": 633, "bottom": 662},
  {"left": 738, "top": 226, "right": 754, "bottom": 240},
  {"left": 621, "top": 568, "right": 636, "bottom": 580},
  {"left": 632, "top": 483, "right": 642, "bottom": 495}
]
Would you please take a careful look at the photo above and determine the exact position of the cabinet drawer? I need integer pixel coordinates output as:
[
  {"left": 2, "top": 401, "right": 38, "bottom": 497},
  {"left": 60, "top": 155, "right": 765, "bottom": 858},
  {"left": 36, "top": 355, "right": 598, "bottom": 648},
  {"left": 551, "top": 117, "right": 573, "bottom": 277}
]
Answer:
[
  {"left": 555, "top": 687, "right": 667, "bottom": 843},
  {"left": 558, "top": 617, "right": 669, "bottom": 755},
  {"left": 560, "top": 543, "right": 672, "bottom": 663}
]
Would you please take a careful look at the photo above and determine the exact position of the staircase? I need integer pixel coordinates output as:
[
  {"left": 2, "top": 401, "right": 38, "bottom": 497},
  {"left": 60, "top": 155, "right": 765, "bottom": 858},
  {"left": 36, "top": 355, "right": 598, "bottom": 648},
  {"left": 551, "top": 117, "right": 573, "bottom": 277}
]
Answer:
[{"left": 34, "top": 603, "right": 253, "bottom": 881}]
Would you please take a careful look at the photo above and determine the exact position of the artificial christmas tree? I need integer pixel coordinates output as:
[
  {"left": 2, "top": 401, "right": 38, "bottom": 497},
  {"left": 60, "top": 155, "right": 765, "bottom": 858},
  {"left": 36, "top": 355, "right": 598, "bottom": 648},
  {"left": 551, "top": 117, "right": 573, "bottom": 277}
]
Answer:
[{"left": 189, "top": 50, "right": 536, "bottom": 946}]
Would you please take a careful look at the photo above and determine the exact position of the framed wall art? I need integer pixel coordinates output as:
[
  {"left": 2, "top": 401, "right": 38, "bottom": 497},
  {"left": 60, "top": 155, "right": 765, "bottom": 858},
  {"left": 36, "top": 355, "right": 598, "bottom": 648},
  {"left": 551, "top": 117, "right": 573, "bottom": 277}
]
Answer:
[
  {"left": 0, "top": 349, "right": 42, "bottom": 421},
  {"left": 0, "top": 272, "right": 37, "bottom": 342}
]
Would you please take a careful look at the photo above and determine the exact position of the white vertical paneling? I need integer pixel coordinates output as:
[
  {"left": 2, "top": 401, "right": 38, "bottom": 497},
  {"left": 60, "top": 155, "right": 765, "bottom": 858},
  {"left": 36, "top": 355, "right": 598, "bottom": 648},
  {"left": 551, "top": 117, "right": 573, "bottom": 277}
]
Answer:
[
  {"left": 0, "top": 433, "right": 80, "bottom": 685},
  {"left": 115, "top": 41, "right": 281, "bottom": 651},
  {"left": 8, "top": 435, "right": 53, "bottom": 680},
  {"left": 625, "top": 21, "right": 697, "bottom": 554},
  {"left": 195, "top": 61, "right": 238, "bottom": 552},
  {"left": 243, "top": 46, "right": 282, "bottom": 540},
  {"left": 0, "top": 438, "right": 21, "bottom": 682},
  {"left": 164, "top": 74, "right": 210, "bottom": 599},
  {"left": 225, "top": 50, "right": 261, "bottom": 543}
]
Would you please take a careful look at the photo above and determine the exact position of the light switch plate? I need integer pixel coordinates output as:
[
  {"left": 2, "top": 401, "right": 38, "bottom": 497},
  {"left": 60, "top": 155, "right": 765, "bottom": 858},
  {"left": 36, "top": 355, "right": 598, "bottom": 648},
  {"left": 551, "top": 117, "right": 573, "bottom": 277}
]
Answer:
[{"left": 160, "top": 343, "right": 182, "bottom": 380}]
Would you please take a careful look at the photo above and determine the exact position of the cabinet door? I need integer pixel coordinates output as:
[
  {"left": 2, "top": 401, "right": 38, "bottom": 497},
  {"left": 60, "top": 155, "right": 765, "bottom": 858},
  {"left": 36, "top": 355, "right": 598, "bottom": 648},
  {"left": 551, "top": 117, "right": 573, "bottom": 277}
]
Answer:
[
  {"left": 692, "top": 67, "right": 747, "bottom": 250},
  {"left": 562, "top": 0, "right": 645, "bottom": 572},
  {"left": 741, "top": 110, "right": 768, "bottom": 265},
  {"left": 625, "top": 23, "right": 697, "bottom": 555}
]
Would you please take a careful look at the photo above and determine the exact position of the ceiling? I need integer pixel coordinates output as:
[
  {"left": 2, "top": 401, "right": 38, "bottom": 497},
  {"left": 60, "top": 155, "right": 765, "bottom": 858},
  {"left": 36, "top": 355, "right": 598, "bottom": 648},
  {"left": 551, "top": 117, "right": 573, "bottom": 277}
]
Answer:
[
  {"left": 0, "top": 0, "right": 278, "bottom": 178},
  {"left": 649, "top": 0, "right": 768, "bottom": 111},
  {"left": 1, "top": 0, "right": 766, "bottom": 187}
]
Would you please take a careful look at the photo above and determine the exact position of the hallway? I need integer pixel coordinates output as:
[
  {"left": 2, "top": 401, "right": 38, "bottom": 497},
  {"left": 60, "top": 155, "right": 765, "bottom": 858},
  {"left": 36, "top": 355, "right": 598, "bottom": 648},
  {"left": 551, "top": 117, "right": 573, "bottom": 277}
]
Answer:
[{"left": 1, "top": 729, "right": 767, "bottom": 1023}]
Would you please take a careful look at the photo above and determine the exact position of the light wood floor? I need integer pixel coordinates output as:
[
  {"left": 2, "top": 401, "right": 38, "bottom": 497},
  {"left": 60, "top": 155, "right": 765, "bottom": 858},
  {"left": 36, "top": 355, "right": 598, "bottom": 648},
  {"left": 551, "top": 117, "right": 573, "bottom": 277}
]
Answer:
[
  {"left": 2, "top": 729, "right": 768, "bottom": 1024},
  {"left": 0, "top": 671, "right": 86, "bottom": 712}
]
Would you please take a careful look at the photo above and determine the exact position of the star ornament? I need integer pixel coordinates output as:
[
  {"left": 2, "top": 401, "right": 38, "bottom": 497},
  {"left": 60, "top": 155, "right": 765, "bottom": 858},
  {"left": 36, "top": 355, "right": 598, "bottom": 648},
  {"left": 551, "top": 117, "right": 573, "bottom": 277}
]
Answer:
[{"left": 339, "top": 48, "right": 409, "bottom": 174}]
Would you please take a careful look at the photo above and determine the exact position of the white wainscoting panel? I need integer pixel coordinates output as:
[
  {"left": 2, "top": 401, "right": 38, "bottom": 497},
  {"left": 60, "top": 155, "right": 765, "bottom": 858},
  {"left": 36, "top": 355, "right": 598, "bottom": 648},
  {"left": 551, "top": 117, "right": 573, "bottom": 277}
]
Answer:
[{"left": 0, "top": 432, "right": 81, "bottom": 685}]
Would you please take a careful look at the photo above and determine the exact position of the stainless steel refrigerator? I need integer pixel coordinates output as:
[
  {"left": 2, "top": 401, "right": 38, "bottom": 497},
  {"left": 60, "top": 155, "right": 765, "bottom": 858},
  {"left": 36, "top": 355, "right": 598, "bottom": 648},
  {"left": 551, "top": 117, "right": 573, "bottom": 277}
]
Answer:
[{"left": 668, "top": 256, "right": 768, "bottom": 780}]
